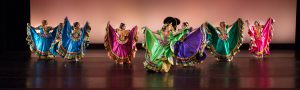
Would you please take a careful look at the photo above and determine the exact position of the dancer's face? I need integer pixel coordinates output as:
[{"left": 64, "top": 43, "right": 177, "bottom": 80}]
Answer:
[
  {"left": 182, "top": 23, "right": 188, "bottom": 28},
  {"left": 254, "top": 21, "right": 260, "bottom": 26},
  {"left": 220, "top": 22, "right": 225, "bottom": 28},
  {"left": 121, "top": 25, "right": 126, "bottom": 30},
  {"left": 75, "top": 23, "right": 80, "bottom": 28},
  {"left": 42, "top": 20, "right": 48, "bottom": 26},
  {"left": 166, "top": 24, "right": 173, "bottom": 32}
]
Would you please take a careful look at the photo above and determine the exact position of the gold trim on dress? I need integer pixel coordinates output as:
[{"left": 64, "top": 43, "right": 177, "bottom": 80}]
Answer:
[{"left": 205, "top": 19, "right": 244, "bottom": 61}]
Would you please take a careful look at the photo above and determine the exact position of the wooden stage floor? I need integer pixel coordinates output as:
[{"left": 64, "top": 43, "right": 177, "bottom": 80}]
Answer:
[{"left": 0, "top": 50, "right": 299, "bottom": 89}]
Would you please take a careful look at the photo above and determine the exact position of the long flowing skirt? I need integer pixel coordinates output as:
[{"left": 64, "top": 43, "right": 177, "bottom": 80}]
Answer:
[
  {"left": 143, "top": 28, "right": 188, "bottom": 72},
  {"left": 249, "top": 18, "right": 274, "bottom": 57},
  {"left": 174, "top": 27, "right": 207, "bottom": 66},
  {"left": 104, "top": 23, "right": 138, "bottom": 63},
  {"left": 26, "top": 25, "right": 58, "bottom": 57},
  {"left": 205, "top": 18, "right": 244, "bottom": 61}
]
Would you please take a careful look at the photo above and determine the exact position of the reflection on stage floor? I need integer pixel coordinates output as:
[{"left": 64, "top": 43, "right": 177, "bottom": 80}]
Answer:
[{"left": 0, "top": 50, "right": 298, "bottom": 89}]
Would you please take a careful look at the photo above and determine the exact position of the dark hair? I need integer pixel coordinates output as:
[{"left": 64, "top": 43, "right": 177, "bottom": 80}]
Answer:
[
  {"left": 183, "top": 22, "right": 188, "bottom": 26},
  {"left": 73, "top": 22, "right": 80, "bottom": 27},
  {"left": 42, "top": 20, "right": 47, "bottom": 24},
  {"left": 72, "top": 22, "right": 80, "bottom": 30},
  {"left": 119, "top": 23, "right": 125, "bottom": 29},
  {"left": 163, "top": 16, "right": 180, "bottom": 30},
  {"left": 254, "top": 21, "right": 260, "bottom": 25}
]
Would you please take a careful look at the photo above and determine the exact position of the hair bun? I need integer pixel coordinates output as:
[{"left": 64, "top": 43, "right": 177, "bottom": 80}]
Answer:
[
  {"left": 163, "top": 16, "right": 180, "bottom": 29},
  {"left": 174, "top": 18, "right": 180, "bottom": 25},
  {"left": 120, "top": 23, "right": 125, "bottom": 28},
  {"left": 163, "top": 17, "right": 175, "bottom": 24}
]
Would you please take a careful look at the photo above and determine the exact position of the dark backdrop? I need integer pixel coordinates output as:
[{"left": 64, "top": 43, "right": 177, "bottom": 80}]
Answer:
[
  {"left": 0, "top": 0, "right": 30, "bottom": 58},
  {"left": 296, "top": 1, "right": 300, "bottom": 57}
]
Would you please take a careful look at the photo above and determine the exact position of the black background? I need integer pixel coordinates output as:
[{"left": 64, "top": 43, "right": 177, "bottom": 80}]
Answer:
[
  {"left": 0, "top": 0, "right": 30, "bottom": 58},
  {"left": 296, "top": 1, "right": 300, "bottom": 57}
]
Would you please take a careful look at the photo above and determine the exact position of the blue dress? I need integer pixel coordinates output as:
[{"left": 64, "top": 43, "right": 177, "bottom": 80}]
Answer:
[
  {"left": 27, "top": 24, "right": 60, "bottom": 57},
  {"left": 50, "top": 18, "right": 90, "bottom": 60}
]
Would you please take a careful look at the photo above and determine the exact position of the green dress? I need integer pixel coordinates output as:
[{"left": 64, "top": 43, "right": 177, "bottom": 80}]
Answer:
[
  {"left": 143, "top": 28, "right": 188, "bottom": 72},
  {"left": 205, "top": 18, "right": 244, "bottom": 61}
]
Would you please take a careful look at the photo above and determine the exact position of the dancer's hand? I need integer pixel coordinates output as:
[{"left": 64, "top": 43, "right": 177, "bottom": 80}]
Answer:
[
  {"left": 142, "top": 26, "right": 147, "bottom": 34},
  {"left": 64, "top": 17, "right": 68, "bottom": 21},
  {"left": 142, "top": 26, "right": 147, "bottom": 30},
  {"left": 224, "top": 34, "right": 228, "bottom": 40},
  {"left": 58, "top": 23, "right": 63, "bottom": 30}
]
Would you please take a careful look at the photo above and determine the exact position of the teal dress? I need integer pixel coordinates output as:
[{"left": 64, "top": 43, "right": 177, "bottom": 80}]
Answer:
[
  {"left": 27, "top": 24, "right": 60, "bottom": 57},
  {"left": 205, "top": 18, "right": 244, "bottom": 61},
  {"left": 50, "top": 18, "right": 91, "bottom": 60}
]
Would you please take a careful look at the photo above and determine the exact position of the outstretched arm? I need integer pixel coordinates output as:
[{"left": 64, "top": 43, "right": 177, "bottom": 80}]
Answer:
[
  {"left": 228, "top": 18, "right": 244, "bottom": 50},
  {"left": 105, "top": 21, "right": 118, "bottom": 44},
  {"left": 85, "top": 22, "right": 91, "bottom": 37},
  {"left": 33, "top": 26, "right": 39, "bottom": 30},
  {"left": 142, "top": 26, "right": 158, "bottom": 34},
  {"left": 80, "top": 22, "right": 91, "bottom": 43},
  {"left": 227, "top": 21, "right": 234, "bottom": 28},
  {"left": 245, "top": 20, "right": 251, "bottom": 29},
  {"left": 26, "top": 23, "right": 41, "bottom": 46},
  {"left": 107, "top": 21, "right": 117, "bottom": 33},
  {"left": 142, "top": 26, "right": 147, "bottom": 34},
  {"left": 227, "top": 18, "right": 243, "bottom": 33},
  {"left": 204, "top": 22, "right": 222, "bottom": 46},
  {"left": 128, "top": 26, "right": 138, "bottom": 42},
  {"left": 31, "top": 24, "right": 40, "bottom": 30},
  {"left": 62, "top": 17, "right": 72, "bottom": 42},
  {"left": 27, "top": 23, "right": 40, "bottom": 30},
  {"left": 27, "top": 23, "right": 39, "bottom": 35}
]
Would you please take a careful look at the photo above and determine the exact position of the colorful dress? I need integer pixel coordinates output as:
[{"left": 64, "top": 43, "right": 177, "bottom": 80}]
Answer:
[
  {"left": 143, "top": 28, "right": 188, "bottom": 72},
  {"left": 27, "top": 24, "right": 60, "bottom": 57},
  {"left": 104, "top": 23, "right": 138, "bottom": 63},
  {"left": 205, "top": 18, "right": 244, "bottom": 61},
  {"left": 248, "top": 18, "right": 274, "bottom": 57},
  {"left": 174, "top": 26, "right": 207, "bottom": 66},
  {"left": 50, "top": 18, "right": 91, "bottom": 60}
]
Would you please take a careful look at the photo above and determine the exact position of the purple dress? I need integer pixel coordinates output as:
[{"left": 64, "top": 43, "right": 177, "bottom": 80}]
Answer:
[{"left": 174, "top": 26, "right": 207, "bottom": 66}]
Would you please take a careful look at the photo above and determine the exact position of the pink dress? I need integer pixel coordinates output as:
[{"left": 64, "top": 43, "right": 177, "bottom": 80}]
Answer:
[
  {"left": 248, "top": 18, "right": 274, "bottom": 57},
  {"left": 104, "top": 23, "right": 138, "bottom": 63}
]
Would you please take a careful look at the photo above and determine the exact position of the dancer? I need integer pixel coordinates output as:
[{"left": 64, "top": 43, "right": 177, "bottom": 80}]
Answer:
[
  {"left": 143, "top": 17, "right": 188, "bottom": 72},
  {"left": 205, "top": 18, "right": 244, "bottom": 61},
  {"left": 174, "top": 22, "right": 207, "bottom": 66},
  {"left": 27, "top": 20, "right": 62, "bottom": 59},
  {"left": 50, "top": 17, "right": 91, "bottom": 61},
  {"left": 246, "top": 18, "right": 274, "bottom": 58},
  {"left": 105, "top": 22, "right": 138, "bottom": 64}
]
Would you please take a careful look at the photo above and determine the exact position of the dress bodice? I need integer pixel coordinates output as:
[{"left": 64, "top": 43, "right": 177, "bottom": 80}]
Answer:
[
  {"left": 71, "top": 28, "right": 82, "bottom": 41},
  {"left": 252, "top": 26, "right": 262, "bottom": 39},
  {"left": 116, "top": 28, "right": 130, "bottom": 41},
  {"left": 38, "top": 26, "right": 53, "bottom": 38},
  {"left": 217, "top": 26, "right": 229, "bottom": 40},
  {"left": 38, "top": 26, "right": 52, "bottom": 34},
  {"left": 116, "top": 28, "right": 130, "bottom": 44},
  {"left": 158, "top": 29, "right": 171, "bottom": 46}
]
